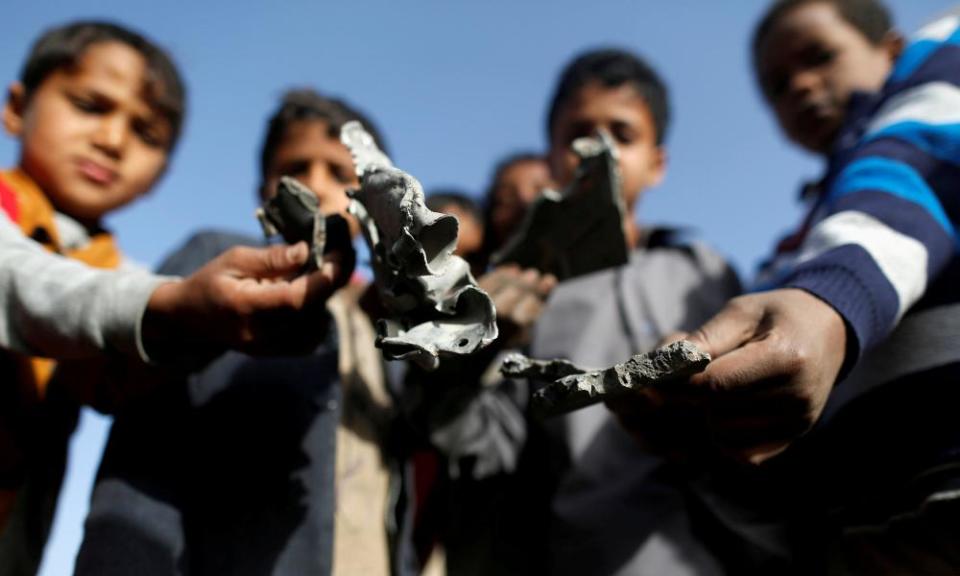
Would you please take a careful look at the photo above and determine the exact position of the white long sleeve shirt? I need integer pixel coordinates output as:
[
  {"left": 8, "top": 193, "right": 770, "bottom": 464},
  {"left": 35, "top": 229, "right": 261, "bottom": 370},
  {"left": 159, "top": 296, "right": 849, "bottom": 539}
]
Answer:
[{"left": 0, "top": 212, "right": 165, "bottom": 360}]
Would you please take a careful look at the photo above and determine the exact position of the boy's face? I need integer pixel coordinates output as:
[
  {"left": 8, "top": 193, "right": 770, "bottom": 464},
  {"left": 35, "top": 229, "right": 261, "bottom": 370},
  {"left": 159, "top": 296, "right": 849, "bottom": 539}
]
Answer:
[
  {"left": 262, "top": 119, "right": 360, "bottom": 237},
  {"left": 548, "top": 83, "right": 665, "bottom": 211},
  {"left": 489, "top": 158, "right": 551, "bottom": 247},
  {"left": 3, "top": 41, "right": 171, "bottom": 222},
  {"left": 756, "top": 2, "right": 900, "bottom": 155},
  {"left": 436, "top": 203, "right": 483, "bottom": 258}
]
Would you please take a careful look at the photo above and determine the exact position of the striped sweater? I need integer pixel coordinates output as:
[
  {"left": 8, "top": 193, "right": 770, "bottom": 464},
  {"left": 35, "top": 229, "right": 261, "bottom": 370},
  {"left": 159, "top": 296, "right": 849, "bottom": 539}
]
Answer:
[
  {"left": 711, "top": 17, "right": 960, "bottom": 558},
  {"left": 759, "top": 13, "right": 960, "bottom": 383}
]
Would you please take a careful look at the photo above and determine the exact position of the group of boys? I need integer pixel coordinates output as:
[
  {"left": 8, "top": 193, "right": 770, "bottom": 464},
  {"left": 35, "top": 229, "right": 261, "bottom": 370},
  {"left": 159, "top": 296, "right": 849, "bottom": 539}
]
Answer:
[{"left": 1, "top": 0, "right": 959, "bottom": 574}]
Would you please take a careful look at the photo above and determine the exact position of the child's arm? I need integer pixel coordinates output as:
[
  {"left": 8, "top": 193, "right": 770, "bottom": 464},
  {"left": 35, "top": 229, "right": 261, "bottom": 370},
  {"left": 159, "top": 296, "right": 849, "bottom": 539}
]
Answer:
[
  {"left": 141, "top": 241, "right": 348, "bottom": 359},
  {"left": 0, "top": 213, "right": 164, "bottom": 358},
  {"left": 617, "top": 15, "right": 960, "bottom": 465},
  {"left": 0, "top": 214, "right": 348, "bottom": 361}
]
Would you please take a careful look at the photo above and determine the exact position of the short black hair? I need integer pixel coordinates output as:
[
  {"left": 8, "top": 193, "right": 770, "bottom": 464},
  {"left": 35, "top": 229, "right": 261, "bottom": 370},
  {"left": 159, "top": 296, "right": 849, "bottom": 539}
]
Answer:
[
  {"left": 21, "top": 20, "right": 186, "bottom": 150},
  {"left": 752, "top": 0, "right": 894, "bottom": 65},
  {"left": 546, "top": 48, "right": 670, "bottom": 145},
  {"left": 259, "top": 88, "right": 387, "bottom": 183},
  {"left": 426, "top": 189, "right": 481, "bottom": 222}
]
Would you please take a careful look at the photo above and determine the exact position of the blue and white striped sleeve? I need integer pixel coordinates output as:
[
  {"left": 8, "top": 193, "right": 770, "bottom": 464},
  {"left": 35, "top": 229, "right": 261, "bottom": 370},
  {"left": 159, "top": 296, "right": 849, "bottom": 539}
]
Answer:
[{"left": 775, "top": 15, "right": 960, "bottom": 357}]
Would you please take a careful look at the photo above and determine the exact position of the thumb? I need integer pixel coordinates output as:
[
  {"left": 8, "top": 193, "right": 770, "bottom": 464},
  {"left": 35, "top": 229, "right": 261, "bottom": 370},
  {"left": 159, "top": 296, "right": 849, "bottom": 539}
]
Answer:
[
  {"left": 227, "top": 242, "right": 309, "bottom": 280},
  {"left": 685, "top": 297, "right": 764, "bottom": 360}
]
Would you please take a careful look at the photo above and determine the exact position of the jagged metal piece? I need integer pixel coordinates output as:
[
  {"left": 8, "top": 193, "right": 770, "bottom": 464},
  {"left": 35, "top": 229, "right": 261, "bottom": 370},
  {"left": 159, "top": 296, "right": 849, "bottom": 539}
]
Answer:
[
  {"left": 341, "top": 121, "right": 498, "bottom": 370},
  {"left": 492, "top": 129, "right": 629, "bottom": 280},
  {"left": 504, "top": 341, "right": 711, "bottom": 418},
  {"left": 257, "top": 176, "right": 352, "bottom": 271},
  {"left": 500, "top": 353, "right": 587, "bottom": 381}
]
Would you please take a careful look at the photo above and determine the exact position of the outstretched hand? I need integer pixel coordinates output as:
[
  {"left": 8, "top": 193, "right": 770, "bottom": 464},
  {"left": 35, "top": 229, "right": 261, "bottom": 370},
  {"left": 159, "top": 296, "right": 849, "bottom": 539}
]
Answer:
[
  {"left": 143, "top": 241, "right": 352, "bottom": 359},
  {"left": 614, "top": 288, "right": 848, "bottom": 466}
]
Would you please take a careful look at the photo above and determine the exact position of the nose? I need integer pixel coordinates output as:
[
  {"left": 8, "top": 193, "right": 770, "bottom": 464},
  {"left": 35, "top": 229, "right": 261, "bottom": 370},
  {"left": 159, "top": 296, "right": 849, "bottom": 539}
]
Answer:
[
  {"left": 304, "top": 164, "right": 334, "bottom": 200},
  {"left": 788, "top": 69, "right": 821, "bottom": 99},
  {"left": 91, "top": 114, "right": 128, "bottom": 159},
  {"left": 302, "top": 164, "right": 349, "bottom": 214}
]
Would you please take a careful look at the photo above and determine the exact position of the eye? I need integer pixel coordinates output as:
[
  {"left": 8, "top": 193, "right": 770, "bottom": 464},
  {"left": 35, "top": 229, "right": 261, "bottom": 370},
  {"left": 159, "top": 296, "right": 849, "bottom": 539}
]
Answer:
[
  {"left": 803, "top": 46, "right": 836, "bottom": 68},
  {"left": 611, "top": 122, "right": 637, "bottom": 145},
  {"left": 567, "top": 122, "right": 593, "bottom": 143},
  {"left": 494, "top": 190, "right": 520, "bottom": 209},
  {"left": 766, "top": 75, "right": 788, "bottom": 99},
  {"left": 279, "top": 160, "right": 310, "bottom": 177},
  {"left": 132, "top": 118, "right": 168, "bottom": 149},
  {"left": 331, "top": 163, "right": 357, "bottom": 186},
  {"left": 67, "top": 93, "right": 108, "bottom": 114}
]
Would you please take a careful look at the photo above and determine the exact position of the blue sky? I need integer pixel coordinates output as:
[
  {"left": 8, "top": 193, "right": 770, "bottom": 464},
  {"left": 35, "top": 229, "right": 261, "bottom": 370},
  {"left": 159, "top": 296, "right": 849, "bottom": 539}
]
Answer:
[{"left": 0, "top": 0, "right": 953, "bottom": 572}]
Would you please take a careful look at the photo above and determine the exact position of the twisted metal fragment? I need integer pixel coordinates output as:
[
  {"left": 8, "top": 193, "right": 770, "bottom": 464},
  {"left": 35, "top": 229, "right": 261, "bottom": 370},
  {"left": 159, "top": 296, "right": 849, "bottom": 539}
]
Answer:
[
  {"left": 502, "top": 341, "right": 711, "bottom": 417},
  {"left": 341, "top": 121, "right": 497, "bottom": 370}
]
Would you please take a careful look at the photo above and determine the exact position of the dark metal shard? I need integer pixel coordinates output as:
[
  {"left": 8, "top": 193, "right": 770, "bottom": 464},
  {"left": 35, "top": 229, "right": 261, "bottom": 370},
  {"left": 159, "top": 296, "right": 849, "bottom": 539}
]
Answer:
[
  {"left": 491, "top": 129, "right": 629, "bottom": 280},
  {"left": 504, "top": 341, "right": 711, "bottom": 418},
  {"left": 257, "top": 176, "right": 353, "bottom": 271}
]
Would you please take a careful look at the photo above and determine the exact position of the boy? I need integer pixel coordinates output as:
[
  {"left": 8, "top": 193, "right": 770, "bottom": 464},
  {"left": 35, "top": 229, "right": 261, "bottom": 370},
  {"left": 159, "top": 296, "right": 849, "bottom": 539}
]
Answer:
[
  {"left": 0, "top": 23, "right": 351, "bottom": 574},
  {"left": 0, "top": 20, "right": 184, "bottom": 573},
  {"left": 619, "top": 1, "right": 960, "bottom": 572},
  {"left": 76, "top": 89, "right": 393, "bottom": 576},
  {"left": 427, "top": 49, "right": 740, "bottom": 576},
  {"left": 480, "top": 152, "right": 551, "bottom": 264},
  {"left": 533, "top": 48, "right": 741, "bottom": 576}
]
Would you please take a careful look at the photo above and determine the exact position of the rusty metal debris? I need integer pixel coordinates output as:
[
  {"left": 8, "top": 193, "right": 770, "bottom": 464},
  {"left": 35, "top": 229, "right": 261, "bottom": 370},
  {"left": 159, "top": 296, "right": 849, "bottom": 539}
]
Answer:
[
  {"left": 491, "top": 129, "right": 629, "bottom": 280},
  {"left": 257, "top": 176, "right": 352, "bottom": 271},
  {"left": 502, "top": 341, "right": 711, "bottom": 417},
  {"left": 340, "top": 121, "right": 498, "bottom": 370}
]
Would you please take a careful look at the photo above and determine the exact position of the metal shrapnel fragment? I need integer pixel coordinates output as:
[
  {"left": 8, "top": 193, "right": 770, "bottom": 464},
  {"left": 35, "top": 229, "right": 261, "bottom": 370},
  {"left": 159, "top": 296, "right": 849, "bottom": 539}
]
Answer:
[
  {"left": 341, "top": 121, "right": 498, "bottom": 370},
  {"left": 257, "top": 176, "right": 353, "bottom": 271},
  {"left": 500, "top": 353, "right": 587, "bottom": 381},
  {"left": 491, "top": 129, "right": 629, "bottom": 280},
  {"left": 503, "top": 341, "right": 711, "bottom": 418}
]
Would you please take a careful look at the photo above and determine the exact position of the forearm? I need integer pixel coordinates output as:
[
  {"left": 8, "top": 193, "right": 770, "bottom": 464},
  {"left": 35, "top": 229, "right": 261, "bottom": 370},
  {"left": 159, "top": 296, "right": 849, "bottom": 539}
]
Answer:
[
  {"left": 0, "top": 216, "right": 167, "bottom": 360},
  {"left": 774, "top": 188, "right": 954, "bottom": 362}
]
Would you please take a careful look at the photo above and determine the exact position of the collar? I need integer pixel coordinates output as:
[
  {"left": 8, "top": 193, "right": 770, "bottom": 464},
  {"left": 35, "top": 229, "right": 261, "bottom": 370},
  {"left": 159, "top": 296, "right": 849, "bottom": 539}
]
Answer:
[{"left": 0, "top": 168, "right": 120, "bottom": 269}]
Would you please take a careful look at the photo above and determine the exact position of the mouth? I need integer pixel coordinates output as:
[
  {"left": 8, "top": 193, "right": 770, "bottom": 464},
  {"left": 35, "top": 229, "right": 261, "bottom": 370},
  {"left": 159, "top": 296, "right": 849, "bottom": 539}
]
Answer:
[
  {"left": 791, "top": 100, "right": 839, "bottom": 143},
  {"left": 76, "top": 158, "right": 118, "bottom": 186},
  {"left": 797, "top": 98, "right": 834, "bottom": 121}
]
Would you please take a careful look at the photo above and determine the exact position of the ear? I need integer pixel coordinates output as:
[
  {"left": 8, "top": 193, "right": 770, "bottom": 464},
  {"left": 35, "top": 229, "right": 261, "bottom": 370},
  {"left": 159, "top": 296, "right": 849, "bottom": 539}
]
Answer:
[
  {"left": 3, "top": 82, "right": 26, "bottom": 137},
  {"left": 645, "top": 146, "right": 668, "bottom": 189},
  {"left": 882, "top": 30, "right": 906, "bottom": 63}
]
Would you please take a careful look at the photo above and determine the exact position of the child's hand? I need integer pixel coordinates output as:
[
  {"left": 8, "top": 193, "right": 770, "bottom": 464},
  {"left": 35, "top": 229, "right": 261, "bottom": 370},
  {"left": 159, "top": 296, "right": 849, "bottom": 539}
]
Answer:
[
  {"left": 142, "top": 241, "right": 350, "bottom": 359},
  {"left": 642, "top": 289, "right": 848, "bottom": 465},
  {"left": 479, "top": 265, "right": 557, "bottom": 346}
]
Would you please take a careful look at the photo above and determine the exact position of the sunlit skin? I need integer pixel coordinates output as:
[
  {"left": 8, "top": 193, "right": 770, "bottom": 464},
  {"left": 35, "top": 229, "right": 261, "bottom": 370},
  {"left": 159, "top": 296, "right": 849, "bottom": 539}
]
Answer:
[
  {"left": 434, "top": 203, "right": 483, "bottom": 258},
  {"left": 756, "top": 1, "right": 901, "bottom": 155},
  {"left": 262, "top": 119, "right": 362, "bottom": 238},
  {"left": 548, "top": 83, "right": 666, "bottom": 248},
  {"left": 2, "top": 41, "right": 172, "bottom": 226},
  {"left": 488, "top": 158, "right": 551, "bottom": 249}
]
